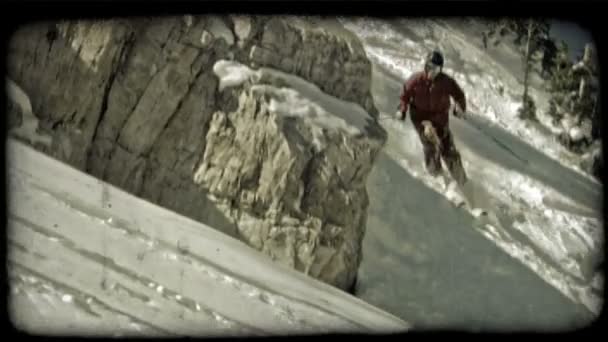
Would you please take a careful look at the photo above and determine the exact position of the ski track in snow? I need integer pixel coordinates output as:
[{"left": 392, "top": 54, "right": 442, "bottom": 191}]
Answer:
[
  {"left": 340, "top": 17, "right": 602, "bottom": 328},
  {"left": 7, "top": 173, "right": 354, "bottom": 335},
  {"left": 7, "top": 139, "right": 408, "bottom": 335},
  {"left": 383, "top": 118, "right": 601, "bottom": 312}
]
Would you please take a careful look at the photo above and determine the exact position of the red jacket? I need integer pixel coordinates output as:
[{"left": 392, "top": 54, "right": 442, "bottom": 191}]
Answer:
[{"left": 400, "top": 71, "right": 467, "bottom": 128}]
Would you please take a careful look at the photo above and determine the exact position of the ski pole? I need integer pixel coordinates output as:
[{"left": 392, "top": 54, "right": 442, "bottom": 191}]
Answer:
[{"left": 378, "top": 115, "right": 396, "bottom": 122}]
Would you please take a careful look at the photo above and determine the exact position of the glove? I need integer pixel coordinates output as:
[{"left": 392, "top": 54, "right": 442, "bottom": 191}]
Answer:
[
  {"left": 453, "top": 105, "right": 466, "bottom": 120},
  {"left": 395, "top": 110, "right": 407, "bottom": 121}
]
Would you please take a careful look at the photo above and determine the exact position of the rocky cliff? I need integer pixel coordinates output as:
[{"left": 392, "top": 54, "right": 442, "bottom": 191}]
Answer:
[{"left": 6, "top": 15, "right": 387, "bottom": 291}]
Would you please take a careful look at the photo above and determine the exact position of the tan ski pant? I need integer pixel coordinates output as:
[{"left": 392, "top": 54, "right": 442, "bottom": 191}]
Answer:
[{"left": 413, "top": 120, "right": 467, "bottom": 186}]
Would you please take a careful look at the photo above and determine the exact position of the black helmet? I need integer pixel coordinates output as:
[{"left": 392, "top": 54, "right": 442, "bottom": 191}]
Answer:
[{"left": 425, "top": 50, "right": 444, "bottom": 68}]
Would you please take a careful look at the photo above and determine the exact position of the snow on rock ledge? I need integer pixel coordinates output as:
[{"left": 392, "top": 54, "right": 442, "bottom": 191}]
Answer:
[{"left": 195, "top": 60, "right": 386, "bottom": 290}]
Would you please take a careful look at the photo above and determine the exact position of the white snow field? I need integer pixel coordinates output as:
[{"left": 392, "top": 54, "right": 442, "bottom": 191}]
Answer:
[
  {"left": 6, "top": 139, "right": 409, "bottom": 336},
  {"left": 339, "top": 17, "right": 603, "bottom": 330}
]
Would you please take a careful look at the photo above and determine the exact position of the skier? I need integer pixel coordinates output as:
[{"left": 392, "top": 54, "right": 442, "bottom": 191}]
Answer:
[{"left": 396, "top": 50, "right": 469, "bottom": 189}]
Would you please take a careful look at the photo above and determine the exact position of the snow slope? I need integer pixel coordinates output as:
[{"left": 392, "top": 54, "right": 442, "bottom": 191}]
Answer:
[
  {"left": 342, "top": 17, "right": 601, "bottom": 175},
  {"left": 6, "top": 139, "right": 409, "bottom": 336},
  {"left": 339, "top": 17, "right": 603, "bottom": 330},
  {"left": 6, "top": 16, "right": 602, "bottom": 334}
]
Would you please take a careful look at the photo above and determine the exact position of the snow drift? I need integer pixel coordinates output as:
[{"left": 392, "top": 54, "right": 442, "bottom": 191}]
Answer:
[{"left": 6, "top": 138, "right": 408, "bottom": 335}]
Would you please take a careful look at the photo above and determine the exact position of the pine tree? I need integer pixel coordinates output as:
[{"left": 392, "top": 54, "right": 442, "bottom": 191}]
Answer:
[
  {"left": 519, "top": 19, "right": 551, "bottom": 121},
  {"left": 482, "top": 18, "right": 550, "bottom": 51},
  {"left": 482, "top": 18, "right": 552, "bottom": 122},
  {"left": 517, "top": 93, "right": 537, "bottom": 121},
  {"left": 549, "top": 41, "right": 574, "bottom": 94},
  {"left": 547, "top": 43, "right": 599, "bottom": 153}
]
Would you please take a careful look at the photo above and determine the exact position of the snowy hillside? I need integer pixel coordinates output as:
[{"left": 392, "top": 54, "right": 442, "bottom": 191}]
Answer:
[
  {"left": 339, "top": 17, "right": 603, "bottom": 330},
  {"left": 6, "top": 139, "right": 409, "bottom": 336},
  {"left": 6, "top": 15, "right": 603, "bottom": 334},
  {"left": 342, "top": 18, "right": 600, "bottom": 176}
]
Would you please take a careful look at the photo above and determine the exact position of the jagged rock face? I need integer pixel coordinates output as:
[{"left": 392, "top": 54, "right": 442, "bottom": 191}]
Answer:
[
  {"left": 245, "top": 17, "right": 378, "bottom": 119},
  {"left": 6, "top": 16, "right": 386, "bottom": 291},
  {"left": 193, "top": 61, "right": 385, "bottom": 289}
]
